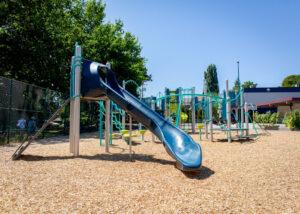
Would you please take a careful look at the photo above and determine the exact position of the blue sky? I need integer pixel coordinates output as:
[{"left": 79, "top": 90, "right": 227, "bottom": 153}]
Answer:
[{"left": 104, "top": 0, "right": 300, "bottom": 96}]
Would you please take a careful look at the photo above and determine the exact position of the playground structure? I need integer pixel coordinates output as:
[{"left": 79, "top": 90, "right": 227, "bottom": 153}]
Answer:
[
  {"left": 11, "top": 43, "right": 258, "bottom": 172},
  {"left": 12, "top": 43, "right": 202, "bottom": 171},
  {"left": 144, "top": 81, "right": 258, "bottom": 143}
]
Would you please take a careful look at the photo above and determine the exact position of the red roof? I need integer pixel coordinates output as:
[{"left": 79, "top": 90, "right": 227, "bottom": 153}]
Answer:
[{"left": 257, "top": 97, "right": 300, "bottom": 107}]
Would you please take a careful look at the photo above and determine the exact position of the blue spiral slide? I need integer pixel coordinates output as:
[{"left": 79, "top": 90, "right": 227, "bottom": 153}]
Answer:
[{"left": 81, "top": 59, "right": 202, "bottom": 171}]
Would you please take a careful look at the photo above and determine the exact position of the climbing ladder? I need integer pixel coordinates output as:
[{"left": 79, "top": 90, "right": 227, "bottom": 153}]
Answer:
[{"left": 11, "top": 98, "right": 70, "bottom": 160}]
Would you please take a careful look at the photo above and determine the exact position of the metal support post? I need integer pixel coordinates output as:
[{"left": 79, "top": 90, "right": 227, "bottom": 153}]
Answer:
[
  {"left": 209, "top": 97, "right": 213, "bottom": 142},
  {"left": 226, "top": 80, "right": 232, "bottom": 143},
  {"left": 240, "top": 90, "right": 244, "bottom": 136},
  {"left": 69, "top": 43, "right": 81, "bottom": 156},
  {"left": 105, "top": 98, "right": 110, "bottom": 153},
  {"left": 129, "top": 115, "right": 132, "bottom": 160},
  {"left": 245, "top": 102, "right": 249, "bottom": 137},
  {"left": 191, "top": 87, "right": 196, "bottom": 134}
]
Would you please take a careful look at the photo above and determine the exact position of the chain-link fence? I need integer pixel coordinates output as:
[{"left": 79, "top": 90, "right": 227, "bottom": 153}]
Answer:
[{"left": 0, "top": 76, "right": 65, "bottom": 144}]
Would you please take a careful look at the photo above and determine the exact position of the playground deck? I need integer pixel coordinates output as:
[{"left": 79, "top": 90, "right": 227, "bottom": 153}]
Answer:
[{"left": 1, "top": 131, "right": 299, "bottom": 213}]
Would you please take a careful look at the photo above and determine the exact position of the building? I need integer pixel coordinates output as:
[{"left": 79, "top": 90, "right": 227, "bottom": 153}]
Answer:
[{"left": 244, "top": 87, "right": 300, "bottom": 116}]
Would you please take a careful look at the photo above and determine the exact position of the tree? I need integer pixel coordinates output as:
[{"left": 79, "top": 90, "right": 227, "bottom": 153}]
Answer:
[
  {"left": 0, "top": 0, "right": 149, "bottom": 94},
  {"left": 232, "top": 79, "right": 240, "bottom": 92},
  {"left": 242, "top": 81, "right": 257, "bottom": 89},
  {"left": 282, "top": 75, "right": 300, "bottom": 87},
  {"left": 204, "top": 64, "right": 219, "bottom": 94},
  {"left": 233, "top": 80, "right": 257, "bottom": 91},
  {"left": 1, "top": 0, "right": 75, "bottom": 91}
]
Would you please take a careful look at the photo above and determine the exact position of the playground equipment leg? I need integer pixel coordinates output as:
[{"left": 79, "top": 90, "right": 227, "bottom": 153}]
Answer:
[
  {"left": 99, "top": 100, "right": 103, "bottom": 145},
  {"left": 240, "top": 90, "right": 244, "bottom": 137},
  {"left": 122, "top": 110, "right": 125, "bottom": 129},
  {"left": 129, "top": 115, "right": 133, "bottom": 160},
  {"left": 105, "top": 98, "right": 110, "bottom": 153},
  {"left": 245, "top": 102, "right": 249, "bottom": 136},
  {"left": 235, "top": 108, "right": 239, "bottom": 135},
  {"left": 69, "top": 44, "right": 81, "bottom": 156},
  {"left": 191, "top": 87, "right": 196, "bottom": 134},
  {"left": 209, "top": 97, "right": 213, "bottom": 142},
  {"left": 74, "top": 96, "right": 80, "bottom": 156},
  {"left": 205, "top": 120, "right": 208, "bottom": 139},
  {"left": 226, "top": 80, "right": 232, "bottom": 143},
  {"left": 199, "top": 129, "right": 202, "bottom": 141},
  {"left": 69, "top": 99, "right": 74, "bottom": 153},
  {"left": 151, "top": 100, "right": 156, "bottom": 142}
]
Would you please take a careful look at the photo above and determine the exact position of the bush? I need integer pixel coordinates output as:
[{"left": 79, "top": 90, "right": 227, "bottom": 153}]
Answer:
[
  {"left": 270, "top": 112, "right": 279, "bottom": 124},
  {"left": 181, "top": 112, "right": 188, "bottom": 123},
  {"left": 283, "top": 110, "right": 300, "bottom": 130},
  {"left": 254, "top": 112, "right": 279, "bottom": 125}
]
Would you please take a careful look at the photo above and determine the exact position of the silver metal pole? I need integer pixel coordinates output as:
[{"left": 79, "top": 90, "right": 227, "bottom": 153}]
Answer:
[
  {"left": 69, "top": 44, "right": 81, "bottom": 156},
  {"left": 129, "top": 115, "right": 132, "bottom": 160},
  {"left": 240, "top": 90, "right": 244, "bottom": 136},
  {"left": 226, "top": 80, "right": 232, "bottom": 143},
  {"left": 191, "top": 87, "right": 196, "bottom": 134},
  {"left": 245, "top": 102, "right": 249, "bottom": 136},
  {"left": 205, "top": 112, "right": 208, "bottom": 139},
  {"left": 209, "top": 97, "right": 213, "bottom": 142},
  {"left": 151, "top": 100, "right": 156, "bottom": 142},
  {"left": 138, "top": 83, "right": 143, "bottom": 130}
]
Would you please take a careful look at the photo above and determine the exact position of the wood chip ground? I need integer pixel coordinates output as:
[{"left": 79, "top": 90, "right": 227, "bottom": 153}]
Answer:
[{"left": 1, "top": 131, "right": 299, "bottom": 213}]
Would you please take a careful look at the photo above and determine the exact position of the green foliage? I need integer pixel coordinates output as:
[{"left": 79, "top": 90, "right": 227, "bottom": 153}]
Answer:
[
  {"left": 269, "top": 112, "right": 279, "bottom": 124},
  {"left": 204, "top": 64, "right": 219, "bottom": 94},
  {"left": 282, "top": 75, "right": 300, "bottom": 87},
  {"left": 242, "top": 81, "right": 257, "bottom": 89},
  {"left": 283, "top": 110, "right": 300, "bottom": 130},
  {"left": 180, "top": 112, "right": 188, "bottom": 123},
  {"left": 233, "top": 80, "right": 257, "bottom": 91},
  {"left": 254, "top": 112, "right": 279, "bottom": 125},
  {"left": 232, "top": 79, "right": 240, "bottom": 92},
  {"left": 1, "top": 0, "right": 149, "bottom": 94},
  {"left": 212, "top": 103, "right": 219, "bottom": 122}
]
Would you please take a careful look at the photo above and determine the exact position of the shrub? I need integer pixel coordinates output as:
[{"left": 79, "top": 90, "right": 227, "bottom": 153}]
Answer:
[
  {"left": 270, "top": 112, "right": 279, "bottom": 124},
  {"left": 254, "top": 112, "right": 279, "bottom": 125},
  {"left": 283, "top": 110, "right": 300, "bottom": 130}
]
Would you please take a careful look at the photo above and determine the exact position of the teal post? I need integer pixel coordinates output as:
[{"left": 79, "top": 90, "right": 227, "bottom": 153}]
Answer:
[
  {"left": 175, "top": 87, "right": 183, "bottom": 127},
  {"left": 175, "top": 94, "right": 182, "bottom": 127}
]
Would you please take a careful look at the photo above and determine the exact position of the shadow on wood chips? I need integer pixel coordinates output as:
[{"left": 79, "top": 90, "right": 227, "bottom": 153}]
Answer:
[
  {"left": 183, "top": 166, "right": 215, "bottom": 180},
  {"left": 19, "top": 153, "right": 214, "bottom": 180},
  {"left": 19, "top": 153, "right": 175, "bottom": 165}
]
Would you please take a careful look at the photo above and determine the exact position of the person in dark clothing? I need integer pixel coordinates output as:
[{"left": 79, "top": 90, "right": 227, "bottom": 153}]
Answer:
[{"left": 28, "top": 116, "right": 37, "bottom": 135}]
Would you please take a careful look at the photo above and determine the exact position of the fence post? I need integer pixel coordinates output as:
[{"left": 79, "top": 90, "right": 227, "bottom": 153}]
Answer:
[{"left": 7, "top": 79, "right": 13, "bottom": 144}]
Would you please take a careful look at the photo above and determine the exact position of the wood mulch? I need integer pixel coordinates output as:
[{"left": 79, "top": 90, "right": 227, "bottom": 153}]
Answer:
[{"left": 1, "top": 131, "right": 299, "bottom": 213}]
